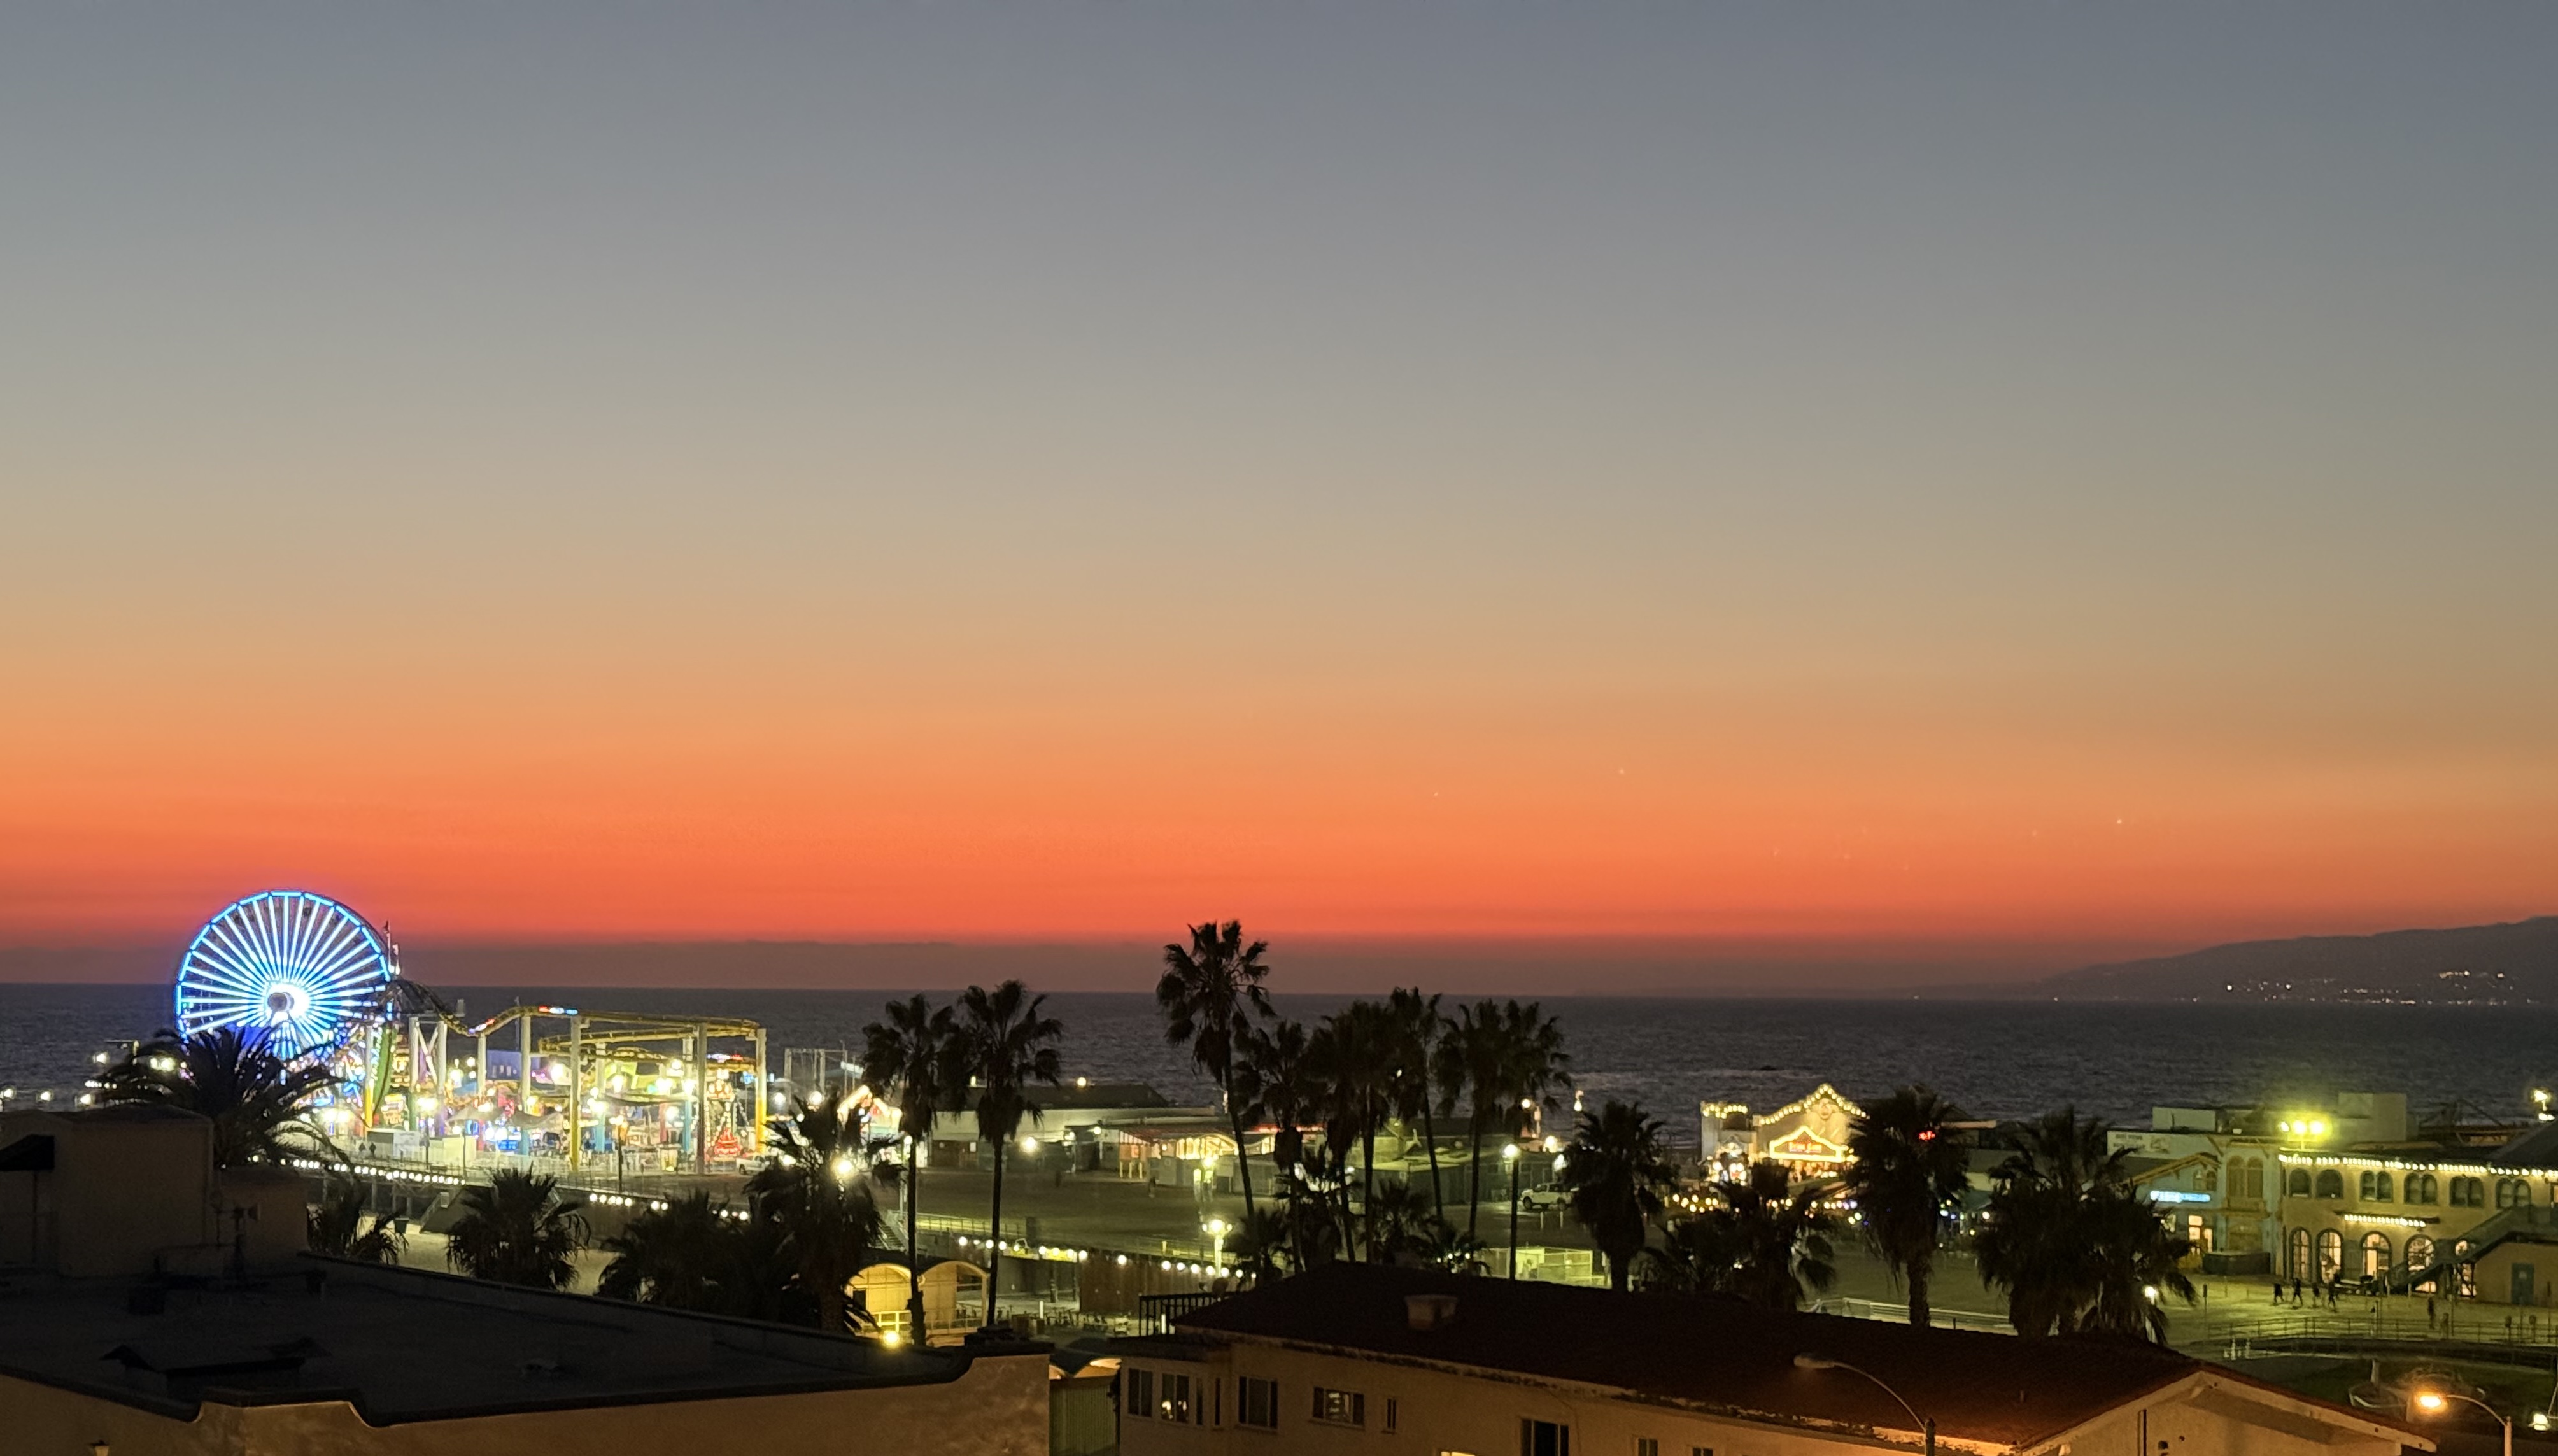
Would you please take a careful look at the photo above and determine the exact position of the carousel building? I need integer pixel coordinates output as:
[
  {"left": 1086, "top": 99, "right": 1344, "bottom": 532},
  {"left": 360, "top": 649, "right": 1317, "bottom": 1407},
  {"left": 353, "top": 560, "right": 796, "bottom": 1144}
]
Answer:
[{"left": 1699, "top": 1084, "right": 1863, "bottom": 1182}]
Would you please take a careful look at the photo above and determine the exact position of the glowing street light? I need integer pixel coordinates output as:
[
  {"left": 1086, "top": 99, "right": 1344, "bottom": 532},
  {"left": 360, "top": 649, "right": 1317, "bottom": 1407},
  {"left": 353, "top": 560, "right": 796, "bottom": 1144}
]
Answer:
[
  {"left": 1204, "top": 1216, "right": 1229, "bottom": 1273},
  {"left": 2413, "top": 1388, "right": 2511, "bottom": 1456}
]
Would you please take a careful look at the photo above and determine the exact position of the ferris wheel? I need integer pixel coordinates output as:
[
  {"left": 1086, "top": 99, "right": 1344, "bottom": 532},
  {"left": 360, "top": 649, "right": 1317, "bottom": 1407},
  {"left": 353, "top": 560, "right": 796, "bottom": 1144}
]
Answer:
[{"left": 173, "top": 890, "right": 397, "bottom": 1058}]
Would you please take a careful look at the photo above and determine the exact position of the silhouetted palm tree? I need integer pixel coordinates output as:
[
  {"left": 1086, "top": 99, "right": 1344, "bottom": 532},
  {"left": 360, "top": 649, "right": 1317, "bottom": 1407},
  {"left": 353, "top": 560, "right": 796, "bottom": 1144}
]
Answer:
[
  {"left": 1229, "top": 1205, "right": 1290, "bottom": 1282},
  {"left": 1385, "top": 987, "right": 1447, "bottom": 1219},
  {"left": 1643, "top": 1159, "right": 1835, "bottom": 1309},
  {"left": 1841, "top": 1084, "right": 1970, "bottom": 1325},
  {"left": 1158, "top": 921, "right": 1275, "bottom": 1216},
  {"left": 1313, "top": 1002, "right": 1397, "bottom": 1257},
  {"left": 446, "top": 1169, "right": 586, "bottom": 1289},
  {"left": 1238, "top": 1017, "right": 1322, "bottom": 1268},
  {"left": 306, "top": 1175, "right": 403, "bottom": 1263},
  {"left": 1435, "top": 1000, "right": 1572, "bottom": 1238},
  {"left": 863, "top": 993, "right": 959, "bottom": 1336},
  {"left": 957, "top": 980, "right": 1063, "bottom": 1325},
  {"left": 1975, "top": 1107, "right": 2192, "bottom": 1340},
  {"left": 749, "top": 1098, "right": 889, "bottom": 1332},
  {"left": 598, "top": 1191, "right": 736, "bottom": 1310},
  {"left": 1556, "top": 1099, "right": 1675, "bottom": 1291},
  {"left": 97, "top": 1026, "right": 340, "bottom": 1168}
]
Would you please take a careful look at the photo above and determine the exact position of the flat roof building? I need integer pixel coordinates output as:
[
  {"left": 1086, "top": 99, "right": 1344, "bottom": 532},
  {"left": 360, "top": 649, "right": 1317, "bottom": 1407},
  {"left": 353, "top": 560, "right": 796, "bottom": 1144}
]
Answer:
[
  {"left": 1118, "top": 1264, "right": 2424, "bottom": 1456},
  {"left": 3, "top": 1257, "right": 1049, "bottom": 1455}
]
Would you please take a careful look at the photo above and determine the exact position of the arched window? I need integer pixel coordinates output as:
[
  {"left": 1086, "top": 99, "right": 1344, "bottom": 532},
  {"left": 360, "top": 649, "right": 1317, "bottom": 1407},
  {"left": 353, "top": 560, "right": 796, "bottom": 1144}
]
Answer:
[
  {"left": 2456, "top": 1241, "right": 2477, "bottom": 1298},
  {"left": 2451, "top": 1177, "right": 2484, "bottom": 1208},
  {"left": 2375, "top": 1172, "right": 2394, "bottom": 1202},
  {"left": 2288, "top": 1227, "right": 2312, "bottom": 1279},
  {"left": 2506, "top": 1178, "right": 2533, "bottom": 1209},
  {"left": 2361, "top": 1231, "right": 2391, "bottom": 1278},
  {"left": 2359, "top": 1171, "right": 2379, "bottom": 1200},
  {"left": 2288, "top": 1168, "right": 2312, "bottom": 1198},
  {"left": 2315, "top": 1170, "right": 2345, "bottom": 1199},
  {"left": 2242, "top": 1158, "right": 2265, "bottom": 1201},
  {"left": 2406, "top": 1236, "right": 2438, "bottom": 1294},
  {"left": 2409, "top": 1173, "right": 2438, "bottom": 1205},
  {"left": 2316, "top": 1229, "right": 2344, "bottom": 1281}
]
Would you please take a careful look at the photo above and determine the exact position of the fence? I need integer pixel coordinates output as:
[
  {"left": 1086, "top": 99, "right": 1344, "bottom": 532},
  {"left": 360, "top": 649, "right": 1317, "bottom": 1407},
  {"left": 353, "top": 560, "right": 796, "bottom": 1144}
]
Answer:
[{"left": 1809, "top": 1297, "right": 2014, "bottom": 1334}]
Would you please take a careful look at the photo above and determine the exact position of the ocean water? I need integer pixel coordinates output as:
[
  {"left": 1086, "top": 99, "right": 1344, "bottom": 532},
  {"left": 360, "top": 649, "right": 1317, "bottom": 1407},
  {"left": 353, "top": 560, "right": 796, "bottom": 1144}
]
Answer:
[{"left": 6, "top": 982, "right": 2554, "bottom": 1139}]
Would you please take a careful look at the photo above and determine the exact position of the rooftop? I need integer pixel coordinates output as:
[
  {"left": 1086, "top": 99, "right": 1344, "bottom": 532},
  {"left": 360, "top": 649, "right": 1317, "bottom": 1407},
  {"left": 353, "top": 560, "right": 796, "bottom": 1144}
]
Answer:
[
  {"left": 1176, "top": 1264, "right": 2409, "bottom": 1450},
  {"left": 0, "top": 1255, "right": 1033, "bottom": 1423}
]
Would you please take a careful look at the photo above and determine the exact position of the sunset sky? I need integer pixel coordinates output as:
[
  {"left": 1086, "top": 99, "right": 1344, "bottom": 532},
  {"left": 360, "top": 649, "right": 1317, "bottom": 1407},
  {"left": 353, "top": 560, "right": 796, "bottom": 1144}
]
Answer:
[{"left": 4, "top": 6, "right": 2552, "bottom": 987}]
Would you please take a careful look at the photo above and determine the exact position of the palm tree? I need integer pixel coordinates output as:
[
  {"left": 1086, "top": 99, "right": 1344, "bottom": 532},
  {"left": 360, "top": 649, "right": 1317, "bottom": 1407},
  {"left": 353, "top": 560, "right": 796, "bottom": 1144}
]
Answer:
[
  {"left": 598, "top": 1191, "right": 737, "bottom": 1310},
  {"left": 1436, "top": 1000, "right": 1572, "bottom": 1238},
  {"left": 1238, "top": 1018, "right": 1322, "bottom": 1268},
  {"left": 1157, "top": 921, "right": 1275, "bottom": 1217},
  {"left": 1385, "top": 987, "right": 1446, "bottom": 1219},
  {"left": 1646, "top": 1159, "right": 1836, "bottom": 1310},
  {"left": 1841, "top": 1085, "right": 1970, "bottom": 1326},
  {"left": 1555, "top": 1099, "right": 1675, "bottom": 1291},
  {"left": 97, "top": 1026, "right": 340, "bottom": 1168},
  {"left": 748, "top": 1098, "right": 890, "bottom": 1332},
  {"left": 1975, "top": 1107, "right": 2192, "bottom": 1339},
  {"left": 1312, "top": 1003, "right": 1397, "bottom": 1257},
  {"left": 1362, "top": 1178, "right": 1439, "bottom": 1262},
  {"left": 306, "top": 1175, "right": 404, "bottom": 1263},
  {"left": 446, "top": 1169, "right": 587, "bottom": 1289},
  {"left": 956, "top": 980, "right": 1063, "bottom": 1325},
  {"left": 1229, "top": 1206, "right": 1290, "bottom": 1282},
  {"left": 863, "top": 993, "right": 959, "bottom": 1336},
  {"left": 1436, "top": 1003, "right": 1506, "bottom": 1237}
]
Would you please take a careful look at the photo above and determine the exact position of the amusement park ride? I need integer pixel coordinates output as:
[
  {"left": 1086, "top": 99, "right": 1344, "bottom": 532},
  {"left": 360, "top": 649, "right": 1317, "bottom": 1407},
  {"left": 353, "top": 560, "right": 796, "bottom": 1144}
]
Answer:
[{"left": 173, "top": 889, "right": 772, "bottom": 1172}]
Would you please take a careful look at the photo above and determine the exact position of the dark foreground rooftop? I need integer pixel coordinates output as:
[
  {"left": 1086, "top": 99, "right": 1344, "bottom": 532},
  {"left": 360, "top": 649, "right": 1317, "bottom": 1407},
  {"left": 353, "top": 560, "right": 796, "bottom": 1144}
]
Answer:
[
  {"left": 1180, "top": 1264, "right": 2337, "bottom": 1449},
  {"left": 0, "top": 1255, "right": 1028, "bottom": 1423}
]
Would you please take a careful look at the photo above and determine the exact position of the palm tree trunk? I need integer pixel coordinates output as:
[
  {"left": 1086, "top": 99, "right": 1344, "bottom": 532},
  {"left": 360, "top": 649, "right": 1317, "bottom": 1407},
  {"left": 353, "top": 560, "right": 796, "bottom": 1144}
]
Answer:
[
  {"left": 985, "top": 1137, "right": 1006, "bottom": 1331},
  {"left": 1360, "top": 1101, "right": 1378, "bottom": 1261},
  {"left": 906, "top": 1140, "right": 924, "bottom": 1337},
  {"left": 1421, "top": 1098, "right": 1444, "bottom": 1220},
  {"left": 1229, "top": 1099, "right": 1257, "bottom": 1219},
  {"left": 1907, "top": 1250, "right": 1933, "bottom": 1327},
  {"left": 1466, "top": 1118, "right": 1485, "bottom": 1237}
]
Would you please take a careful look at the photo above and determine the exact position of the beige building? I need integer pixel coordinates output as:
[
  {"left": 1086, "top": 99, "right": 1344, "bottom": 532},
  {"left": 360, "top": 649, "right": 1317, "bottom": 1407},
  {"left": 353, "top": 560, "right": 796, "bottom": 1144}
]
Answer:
[
  {"left": 1116, "top": 1264, "right": 2423, "bottom": 1456},
  {"left": 1, "top": 1105, "right": 1050, "bottom": 1456}
]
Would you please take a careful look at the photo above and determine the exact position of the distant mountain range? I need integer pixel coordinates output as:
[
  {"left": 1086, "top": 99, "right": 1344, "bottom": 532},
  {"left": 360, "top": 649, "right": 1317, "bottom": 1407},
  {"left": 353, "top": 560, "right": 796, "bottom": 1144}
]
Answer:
[{"left": 2040, "top": 917, "right": 2558, "bottom": 1003}]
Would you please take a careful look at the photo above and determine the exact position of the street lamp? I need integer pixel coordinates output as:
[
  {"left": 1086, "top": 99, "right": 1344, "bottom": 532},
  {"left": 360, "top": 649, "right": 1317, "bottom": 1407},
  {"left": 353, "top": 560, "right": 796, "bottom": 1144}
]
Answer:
[
  {"left": 2414, "top": 1388, "right": 2512, "bottom": 1456},
  {"left": 1204, "top": 1217, "right": 1229, "bottom": 1275},
  {"left": 1503, "top": 1143, "right": 1523, "bottom": 1278},
  {"left": 1795, "top": 1354, "right": 1935, "bottom": 1456}
]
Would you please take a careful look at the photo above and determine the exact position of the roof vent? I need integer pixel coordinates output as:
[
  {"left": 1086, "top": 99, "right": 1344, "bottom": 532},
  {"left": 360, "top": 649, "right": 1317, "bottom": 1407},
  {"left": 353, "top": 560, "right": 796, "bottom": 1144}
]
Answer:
[{"left": 1406, "top": 1294, "right": 1459, "bottom": 1331}]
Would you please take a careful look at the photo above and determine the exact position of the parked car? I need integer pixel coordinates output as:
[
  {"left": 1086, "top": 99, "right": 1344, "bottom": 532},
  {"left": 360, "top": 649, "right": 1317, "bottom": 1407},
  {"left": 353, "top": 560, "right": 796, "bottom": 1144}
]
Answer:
[{"left": 1518, "top": 1186, "right": 1571, "bottom": 1212}]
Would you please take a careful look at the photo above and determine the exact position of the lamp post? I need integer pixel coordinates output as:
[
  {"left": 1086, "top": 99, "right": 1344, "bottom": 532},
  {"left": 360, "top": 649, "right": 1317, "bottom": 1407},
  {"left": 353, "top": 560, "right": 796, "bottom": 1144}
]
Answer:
[
  {"left": 1504, "top": 1143, "right": 1523, "bottom": 1278},
  {"left": 1795, "top": 1354, "right": 1935, "bottom": 1456},
  {"left": 2415, "top": 1388, "right": 2512, "bottom": 1456},
  {"left": 1205, "top": 1217, "right": 1229, "bottom": 1278}
]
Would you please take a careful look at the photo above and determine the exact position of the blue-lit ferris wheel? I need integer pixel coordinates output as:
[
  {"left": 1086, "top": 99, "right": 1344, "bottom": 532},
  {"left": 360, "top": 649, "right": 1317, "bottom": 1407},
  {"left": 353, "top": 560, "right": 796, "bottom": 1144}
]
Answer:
[{"left": 174, "top": 890, "right": 397, "bottom": 1058}]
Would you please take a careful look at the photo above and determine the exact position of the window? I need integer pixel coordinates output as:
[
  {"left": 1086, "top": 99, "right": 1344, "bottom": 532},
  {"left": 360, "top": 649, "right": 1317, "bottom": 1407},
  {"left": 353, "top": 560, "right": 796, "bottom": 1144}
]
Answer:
[
  {"left": 2376, "top": 1172, "right": 2394, "bottom": 1201},
  {"left": 2407, "top": 1236, "right": 2438, "bottom": 1293},
  {"left": 2499, "top": 1178, "right": 2533, "bottom": 1210},
  {"left": 1693, "top": 1448, "right": 1716, "bottom": 1456},
  {"left": 1387, "top": 1400, "right": 1400, "bottom": 1434},
  {"left": 1638, "top": 1441, "right": 1660, "bottom": 1456},
  {"left": 2410, "top": 1173, "right": 2439, "bottom": 1205},
  {"left": 2315, "top": 1228, "right": 2343, "bottom": 1281},
  {"left": 1238, "top": 1377, "right": 1280, "bottom": 1431},
  {"left": 2457, "top": 1241, "right": 2478, "bottom": 1298},
  {"left": 1522, "top": 1419, "right": 1572, "bottom": 1456},
  {"left": 1314, "top": 1387, "right": 1366, "bottom": 1427},
  {"left": 2286, "top": 1167, "right": 2311, "bottom": 1198},
  {"left": 2451, "top": 1177, "right": 2485, "bottom": 1208},
  {"left": 2315, "top": 1170, "right": 2345, "bottom": 1199},
  {"left": 2361, "top": 1232, "right": 2391, "bottom": 1278},
  {"left": 1162, "top": 1373, "right": 1196, "bottom": 1424},
  {"left": 1128, "top": 1368, "right": 1155, "bottom": 1420},
  {"left": 2241, "top": 1158, "right": 2265, "bottom": 1202}
]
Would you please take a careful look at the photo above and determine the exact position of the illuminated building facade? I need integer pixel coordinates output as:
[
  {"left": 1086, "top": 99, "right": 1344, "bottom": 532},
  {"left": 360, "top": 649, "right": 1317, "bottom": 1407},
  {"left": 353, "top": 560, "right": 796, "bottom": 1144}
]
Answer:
[{"left": 1699, "top": 1084, "right": 1863, "bottom": 1182}]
